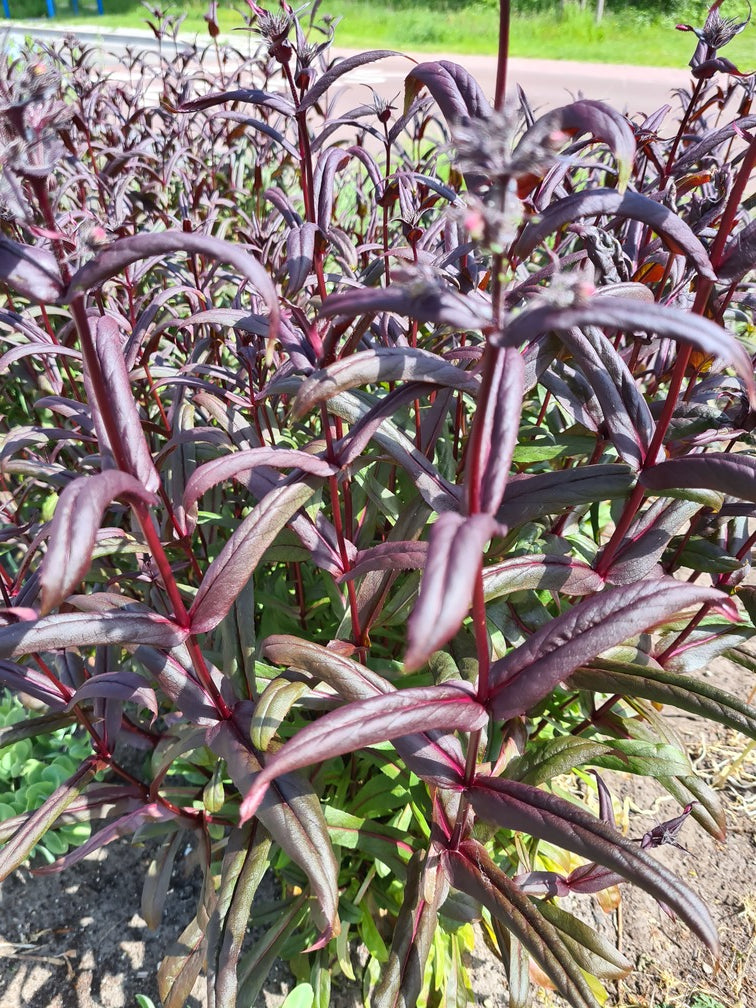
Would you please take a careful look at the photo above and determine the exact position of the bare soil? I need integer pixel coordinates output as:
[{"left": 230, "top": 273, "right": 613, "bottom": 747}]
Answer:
[{"left": 0, "top": 658, "right": 754, "bottom": 1008}]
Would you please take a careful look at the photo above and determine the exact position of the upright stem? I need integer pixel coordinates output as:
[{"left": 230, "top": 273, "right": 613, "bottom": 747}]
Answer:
[{"left": 493, "top": 0, "right": 511, "bottom": 114}]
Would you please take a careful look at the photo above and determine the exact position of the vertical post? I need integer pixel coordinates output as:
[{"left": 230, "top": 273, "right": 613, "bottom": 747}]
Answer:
[
  {"left": 96, "top": 0, "right": 103, "bottom": 13},
  {"left": 46, "top": 0, "right": 55, "bottom": 16},
  {"left": 596, "top": 0, "right": 605, "bottom": 22},
  {"left": 70, "top": 0, "right": 79, "bottom": 12},
  {"left": 1, "top": 0, "right": 10, "bottom": 19}
]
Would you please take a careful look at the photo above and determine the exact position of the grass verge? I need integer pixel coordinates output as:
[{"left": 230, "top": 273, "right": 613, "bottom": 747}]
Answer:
[{"left": 3, "top": 0, "right": 755, "bottom": 68}]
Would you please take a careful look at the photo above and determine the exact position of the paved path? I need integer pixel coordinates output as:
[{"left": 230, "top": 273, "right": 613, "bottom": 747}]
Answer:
[{"left": 2, "top": 21, "right": 692, "bottom": 117}]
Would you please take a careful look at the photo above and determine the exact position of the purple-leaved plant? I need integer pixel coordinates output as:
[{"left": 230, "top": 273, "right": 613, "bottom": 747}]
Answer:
[{"left": 0, "top": 2, "right": 756, "bottom": 1005}]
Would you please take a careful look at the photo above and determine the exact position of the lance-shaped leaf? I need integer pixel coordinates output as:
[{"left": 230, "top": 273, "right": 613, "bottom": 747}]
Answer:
[
  {"left": 66, "top": 231, "right": 279, "bottom": 339},
  {"left": 88, "top": 315, "right": 161, "bottom": 492},
  {"left": 0, "top": 709, "right": 76, "bottom": 749},
  {"left": 0, "top": 660, "right": 70, "bottom": 710},
  {"left": 536, "top": 901, "right": 632, "bottom": 980},
  {"left": 640, "top": 453, "right": 756, "bottom": 503},
  {"left": 68, "top": 669, "right": 158, "bottom": 721},
  {"left": 30, "top": 802, "right": 174, "bottom": 874},
  {"left": 209, "top": 719, "right": 340, "bottom": 943},
  {"left": 240, "top": 683, "right": 486, "bottom": 822},
  {"left": 488, "top": 579, "right": 727, "bottom": 719},
  {"left": 190, "top": 483, "right": 315, "bottom": 634},
  {"left": 483, "top": 555, "right": 603, "bottom": 600},
  {"left": 515, "top": 99, "right": 636, "bottom": 192},
  {"left": 603, "top": 498, "right": 701, "bottom": 585},
  {"left": 405, "top": 512, "right": 498, "bottom": 672},
  {"left": 373, "top": 850, "right": 449, "bottom": 1008},
  {"left": 0, "top": 758, "right": 100, "bottom": 879},
  {"left": 298, "top": 50, "right": 403, "bottom": 113},
  {"left": 159, "top": 911, "right": 212, "bottom": 1008},
  {"left": 141, "top": 829, "right": 185, "bottom": 930},
  {"left": 292, "top": 347, "right": 479, "bottom": 419},
  {"left": 497, "top": 465, "right": 634, "bottom": 528},
  {"left": 557, "top": 325, "right": 656, "bottom": 469},
  {"left": 468, "top": 776, "right": 719, "bottom": 954},
  {"left": 339, "top": 541, "right": 429, "bottom": 582},
  {"left": 40, "top": 471, "right": 156, "bottom": 614},
  {"left": 319, "top": 283, "right": 489, "bottom": 331},
  {"left": 0, "top": 611, "right": 188, "bottom": 659},
  {"left": 182, "top": 448, "right": 335, "bottom": 529},
  {"left": 475, "top": 347, "right": 524, "bottom": 514},
  {"left": 236, "top": 896, "right": 307, "bottom": 1007},
  {"left": 207, "top": 822, "right": 272, "bottom": 1008},
  {"left": 0, "top": 236, "right": 64, "bottom": 303},
  {"left": 718, "top": 218, "right": 756, "bottom": 284},
  {"left": 176, "top": 86, "right": 294, "bottom": 117},
  {"left": 498, "top": 298, "right": 754, "bottom": 401},
  {"left": 261, "top": 635, "right": 468, "bottom": 787},
  {"left": 445, "top": 839, "right": 600, "bottom": 1008},
  {"left": 514, "top": 188, "right": 716, "bottom": 280},
  {"left": 404, "top": 60, "right": 491, "bottom": 123},
  {"left": 286, "top": 222, "right": 319, "bottom": 294},
  {"left": 572, "top": 660, "right": 756, "bottom": 739}
]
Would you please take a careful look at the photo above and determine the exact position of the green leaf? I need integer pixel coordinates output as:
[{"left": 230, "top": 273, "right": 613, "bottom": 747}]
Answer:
[
  {"left": 281, "top": 983, "right": 315, "bottom": 1008},
  {"left": 536, "top": 901, "right": 631, "bottom": 980},
  {"left": 236, "top": 896, "right": 308, "bottom": 1007},
  {"left": 573, "top": 660, "right": 756, "bottom": 739}
]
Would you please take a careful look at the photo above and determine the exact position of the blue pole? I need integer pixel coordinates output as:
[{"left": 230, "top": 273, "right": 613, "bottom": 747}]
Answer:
[
  {"left": 46, "top": 0, "right": 55, "bottom": 16},
  {"left": 1, "top": 0, "right": 9, "bottom": 18}
]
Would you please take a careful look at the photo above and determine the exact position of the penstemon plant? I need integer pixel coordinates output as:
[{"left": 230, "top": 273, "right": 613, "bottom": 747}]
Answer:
[{"left": 1, "top": 1, "right": 755, "bottom": 1006}]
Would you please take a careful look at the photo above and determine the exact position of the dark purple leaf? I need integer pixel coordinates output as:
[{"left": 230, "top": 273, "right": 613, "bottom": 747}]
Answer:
[
  {"left": 640, "top": 453, "right": 756, "bottom": 502},
  {"left": 0, "top": 342, "right": 81, "bottom": 371},
  {"left": 0, "top": 611, "right": 188, "bottom": 658},
  {"left": 404, "top": 61, "right": 491, "bottom": 124},
  {"left": 190, "top": 483, "right": 315, "bottom": 634},
  {"left": 602, "top": 499, "right": 700, "bottom": 585},
  {"left": 88, "top": 315, "right": 161, "bottom": 492},
  {"left": 476, "top": 347, "right": 525, "bottom": 514},
  {"left": 298, "top": 50, "right": 403, "bottom": 113},
  {"left": 373, "top": 850, "right": 449, "bottom": 1008},
  {"left": 176, "top": 87, "right": 294, "bottom": 117},
  {"left": 66, "top": 232, "right": 279, "bottom": 339},
  {"left": 0, "top": 237, "right": 64, "bottom": 303},
  {"left": 239, "top": 683, "right": 486, "bottom": 822},
  {"left": 68, "top": 670, "right": 158, "bottom": 720},
  {"left": 40, "top": 471, "right": 156, "bottom": 614},
  {"left": 209, "top": 719, "right": 340, "bottom": 943},
  {"left": 181, "top": 448, "right": 335, "bottom": 532},
  {"left": 0, "top": 759, "right": 100, "bottom": 879},
  {"left": 483, "top": 555, "right": 604, "bottom": 600},
  {"left": 557, "top": 325, "right": 657, "bottom": 469},
  {"left": 0, "top": 660, "right": 69, "bottom": 710},
  {"left": 692, "top": 57, "right": 752, "bottom": 79},
  {"left": 518, "top": 99, "right": 636, "bottom": 191},
  {"left": 319, "top": 283, "right": 490, "bottom": 331},
  {"left": 261, "top": 636, "right": 467, "bottom": 787},
  {"left": 445, "top": 839, "right": 599, "bottom": 1008},
  {"left": 141, "top": 830, "right": 185, "bottom": 930},
  {"left": 675, "top": 114, "right": 756, "bottom": 173},
  {"left": 468, "top": 776, "right": 719, "bottom": 953},
  {"left": 488, "top": 579, "right": 728, "bottom": 719},
  {"left": 292, "top": 347, "right": 479, "bottom": 419},
  {"left": 498, "top": 298, "right": 755, "bottom": 405},
  {"left": 210, "top": 111, "right": 301, "bottom": 159},
  {"left": 32, "top": 803, "right": 173, "bottom": 875},
  {"left": 285, "top": 222, "right": 318, "bottom": 294},
  {"left": 498, "top": 465, "right": 634, "bottom": 527},
  {"left": 132, "top": 647, "right": 219, "bottom": 724},
  {"left": 405, "top": 512, "right": 498, "bottom": 672},
  {"left": 718, "top": 218, "right": 756, "bottom": 284},
  {"left": 514, "top": 189, "right": 716, "bottom": 280},
  {"left": 339, "top": 541, "right": 429, "bottom": 582}
]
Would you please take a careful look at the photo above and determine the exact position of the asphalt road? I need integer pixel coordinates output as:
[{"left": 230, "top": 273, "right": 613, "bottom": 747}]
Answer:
[{"left": 2, "top": 20, "right": 693, "bottom": 116}]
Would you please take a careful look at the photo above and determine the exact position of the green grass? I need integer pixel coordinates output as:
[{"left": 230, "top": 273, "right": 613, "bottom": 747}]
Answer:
[{"left": 5, "top": 0, "right": 755, "bottom": 68}]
